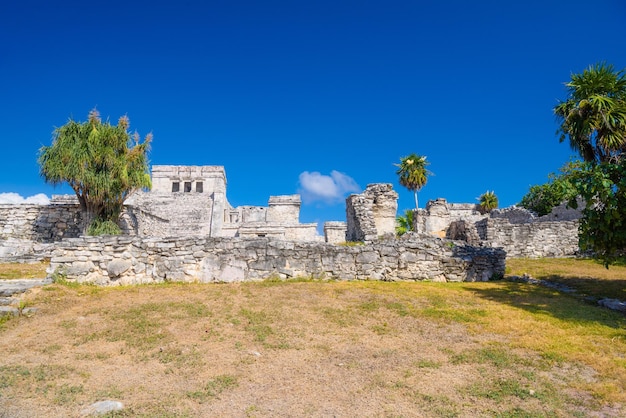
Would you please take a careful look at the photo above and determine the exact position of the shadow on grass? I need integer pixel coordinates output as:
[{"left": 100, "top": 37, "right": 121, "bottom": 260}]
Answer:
[
  {"left": 466, "top": 280, "right": 626, "bottom": 328},
  {"left": 533, "top": 274, "right": 626, "bottom": 302}
]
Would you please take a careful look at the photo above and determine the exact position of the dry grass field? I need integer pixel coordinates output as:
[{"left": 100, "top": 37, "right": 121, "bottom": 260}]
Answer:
[{"left": 0, "top": 259, "right": 625, "bottom": 417}]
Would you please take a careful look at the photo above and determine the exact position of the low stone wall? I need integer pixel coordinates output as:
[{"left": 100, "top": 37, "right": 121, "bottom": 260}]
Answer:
[
  {"left": 47, "top": 234, "right": 506, "bottom": 285},
  {"left": 0, "top": 203, "right": 82, "bottom": 242},
  {"left": 483, "top": 219, "right": 580, "bottom": 258}
]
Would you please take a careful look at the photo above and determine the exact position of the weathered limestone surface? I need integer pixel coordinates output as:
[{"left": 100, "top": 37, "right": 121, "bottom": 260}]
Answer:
[
  {"left": 422, "top": 198, "right": 582, "bottom": 259},
  {"left": 0, "top": 202, "right": 82, "bottom": 242},
  {"left": 346, "top": 183, "right": 398, "bottom": 242},
  {"left": 47, "top": 235, "right": 506, "bottom": 285},
  {"left": 481, "top": 218, "right": 579, "bottom": 258},
  {"left": 324, "top": 221, "right": 347, "bottom": 244},
  {"left": 0, "top": 170, "right": 583, "bottom": 264}
]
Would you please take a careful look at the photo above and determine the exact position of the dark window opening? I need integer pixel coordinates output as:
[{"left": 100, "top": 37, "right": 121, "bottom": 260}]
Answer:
[
  {"left": 172, "top": 182, "right": 180, "bottom": 192},
  {"left": 184, "top": 182, "right": 192, "bottom": 192},
  {"left": 257, "top": 234, "right": 266, "bottom": 237},
  {"left": 196, "top": 182, "right": 203, "bottom": 193}
]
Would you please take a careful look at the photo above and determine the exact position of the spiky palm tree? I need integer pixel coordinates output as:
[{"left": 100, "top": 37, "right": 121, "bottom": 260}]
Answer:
[
  {"left": 38, "top": 109, "right": 152, "bottom": 234},
  {"left": 395, "top": 154, "right": 432, "bottom": 209},
  {"left": 554, "top": 62, "right": 626, "bottom": 163},
  {"left": 478, "top": 191, "right": 498, "bottom": 214}
]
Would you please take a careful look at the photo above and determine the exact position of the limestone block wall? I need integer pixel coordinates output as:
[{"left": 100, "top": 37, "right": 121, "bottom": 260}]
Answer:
[
  {"left": 151, "top": 165, "right": 226, "bottom": 194},
  {"left": 482, "top": 218, "right": 579, "bottom": 258},
  {"left": 417, "top": 199, "right": 484, "bottom": 236},
  {"left": 0, "top": 203, "right": 83, "bottom": 262},
  {"left": 0, "top": 203, "right": 82, "bottom": 242},
  {"left": 124, "top": 192, "right": 216, "bottom": 237},
  {"left": 324, "top": 221, "right": 347, "bottom": 244},
  {"left": 346, "top": 184, "right": 398, "bottom": 242},
  {"left": 421, "top": 198, "right": 582, "bottom": 258},
  {"left": 267, "top": 195, "right": 301, "bottom": 223},
  {"left": 47, "top": 235, "right": 506, "bottom": 285},
  {"left": 236, "top": 223, "right": 320, "bottom": 241}
]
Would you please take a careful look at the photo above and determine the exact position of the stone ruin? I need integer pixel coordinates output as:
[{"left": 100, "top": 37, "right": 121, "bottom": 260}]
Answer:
[
  {"left": 122, "top": 165, "right": 321, "bottom": 241},
  {"left": 414, "top": 198, "right": 582, "bottom": 258},
  {"left": 340, "top": 185, "right": 581, "bottom": 259},
  {"left": 0, "top": 165, "right": 582, "bottom": 262},
  {"left": 0, "top": 164, "right": 584, "bottom": 284},
  {"left": 345, "top": 183, "right": 398, "bottom": 241}
]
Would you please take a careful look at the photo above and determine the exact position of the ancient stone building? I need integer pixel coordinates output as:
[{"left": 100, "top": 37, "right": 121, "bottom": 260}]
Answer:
[
  {"left": 125, "top": 165, "right": 322, "bottom": 241},
  {"left": 0, "top": 165, "right": 583, "bottom": 264}
]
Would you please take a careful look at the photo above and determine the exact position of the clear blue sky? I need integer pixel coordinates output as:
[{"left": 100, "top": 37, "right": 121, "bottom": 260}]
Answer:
[{"left": 1, "top": 0, "right": 625, "bottom": 229}]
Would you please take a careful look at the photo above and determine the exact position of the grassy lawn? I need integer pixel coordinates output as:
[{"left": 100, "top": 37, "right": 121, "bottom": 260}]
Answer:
[
  {"left": 0, "top": 258, "right": 624, "bottom": 417},
  {"left": 507, "top": 257, "right": 626, "bottom": 301},
  {"left": 0, "top": 261, "right": 49, "bottom": 280}
]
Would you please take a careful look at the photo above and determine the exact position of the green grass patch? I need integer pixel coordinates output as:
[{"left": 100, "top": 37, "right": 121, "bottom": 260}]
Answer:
[
  {"left": 54, "top": 383, "right": 84, "bottom": 405},
  {"left": 0, "top": 261, "right": 48, "bottom": 279},
  {"left": 240, "top": 308, "right": 272, "bottom": 341},
  {"left": 186, "top": 375, "right": 238, "bottom": 403},
  {"left": 450, "top": 346, "right": 522, "bottom": 368},
  {"left": 506, "top": 257, "right": 626, "bottom": 301}
]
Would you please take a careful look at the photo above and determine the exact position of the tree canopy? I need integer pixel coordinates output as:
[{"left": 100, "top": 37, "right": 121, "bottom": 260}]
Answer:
[
  {"left": 478, "top": 191, "right": 498, "bottom": 214},
  {"left": 551, "top": 63, "right": 626, "bottom": 266},
  {"left": 554, "top": 62, "right": 626, "bottom": 163},
  {"left": 38, "top": 109, "right": 152, "bottom": 234},
  {"left": 395, "top": 153, "right": 432, "bottom": 210},
  {"left": 566, "top": 160, "right": 626, "bottom": 266},
  {"left": 518, "top": 161, "right": 580, "bottom": 216}
]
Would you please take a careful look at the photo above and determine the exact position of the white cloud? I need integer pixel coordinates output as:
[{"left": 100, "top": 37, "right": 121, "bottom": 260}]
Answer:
[
  {"left": 0, "top": 193, "right": 50, "bottom": 205},
  {"left": 298, "top": 170, "right": 361, "bottom": 204}
]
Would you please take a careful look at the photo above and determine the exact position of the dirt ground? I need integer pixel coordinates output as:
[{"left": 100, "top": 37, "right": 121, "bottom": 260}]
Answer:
[{"left": 0, "top": 280, "right": 623, "bottom": 417}]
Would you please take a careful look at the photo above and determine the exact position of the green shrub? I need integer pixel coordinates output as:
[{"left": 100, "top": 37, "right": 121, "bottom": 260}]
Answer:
[{"left": 87, "top": 219, "right": 122, "bottom": 236}]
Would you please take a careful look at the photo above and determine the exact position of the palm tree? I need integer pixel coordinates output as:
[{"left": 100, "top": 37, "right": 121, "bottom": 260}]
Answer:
[
  {"left": 478, "top": 191, "right": 498, "bottom": 214},
  {"left": 395, "top": 154, "right": 432, "bottom": 209},
  {"left": 554, "top": 62, "right": 626, "bottom": 163},
  {"left": 395, "top": 209, "right": 415, "bottom": 236}
]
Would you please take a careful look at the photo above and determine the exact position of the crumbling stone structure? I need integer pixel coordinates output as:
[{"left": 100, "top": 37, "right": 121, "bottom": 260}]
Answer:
[
  {"left": 0, "top": 165, "right": 583, "bottom": 272},
  {"left": 419, "top": 198, "right": 582, "bottom": 258},
  {"left": 345, "top": 189, "right": 582, "bottom": 259},
  {"left": 346, "top": 183, "right": 398, "bottom": 241}
]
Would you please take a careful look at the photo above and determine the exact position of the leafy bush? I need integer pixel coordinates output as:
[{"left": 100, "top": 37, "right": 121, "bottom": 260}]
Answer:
[{"left": 518, "top": 161, "right": 580, "bottom": 216}]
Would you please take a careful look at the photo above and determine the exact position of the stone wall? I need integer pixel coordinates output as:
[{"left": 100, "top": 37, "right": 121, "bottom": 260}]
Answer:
[
  {"left": 47, "top": 235, "right": 506, "bottom": 285},
  {"left": 0, "top": 202, "right": 82, "bottom": 242},
  {"left": 482, "top": 218, "right": 580, "bottom": 258},
  {"left": 346, "top": 184, "right": 398, "bottom": 241},
  {"left": 0, "top": 201, "right": 83, "bottom": 262},
  {"left": 420, "top": 198, "right": 582, "bottom": 258},
  {"left": 417, "top": 199, "right": 484, "bottom": 236},
  {"left": 324, "top": 221, "right": 347, "bottom": 244}
]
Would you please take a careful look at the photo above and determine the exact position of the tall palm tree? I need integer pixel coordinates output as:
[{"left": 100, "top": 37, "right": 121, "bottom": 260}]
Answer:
[
  {"left": 554, "top": 62, "right": 626, "bottom": 163},
  {"left": 395, "top": 154, "right": 432, "bottom": 209}
]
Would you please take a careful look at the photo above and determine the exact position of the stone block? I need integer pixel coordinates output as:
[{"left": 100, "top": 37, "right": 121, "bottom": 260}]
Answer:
[{"left": 107, "top": 259, "right": 132, "bottom": 277}]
